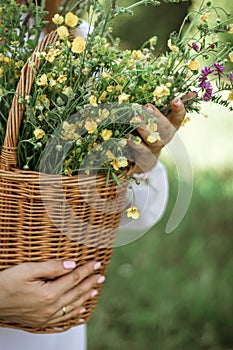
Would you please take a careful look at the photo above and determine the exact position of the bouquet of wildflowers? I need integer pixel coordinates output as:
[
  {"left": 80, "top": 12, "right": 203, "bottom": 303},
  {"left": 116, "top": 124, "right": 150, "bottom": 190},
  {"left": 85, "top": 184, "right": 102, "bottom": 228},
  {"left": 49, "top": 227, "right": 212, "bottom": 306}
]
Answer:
[{"left": 0, "top": 0, "right": 233, "bottom": 179}]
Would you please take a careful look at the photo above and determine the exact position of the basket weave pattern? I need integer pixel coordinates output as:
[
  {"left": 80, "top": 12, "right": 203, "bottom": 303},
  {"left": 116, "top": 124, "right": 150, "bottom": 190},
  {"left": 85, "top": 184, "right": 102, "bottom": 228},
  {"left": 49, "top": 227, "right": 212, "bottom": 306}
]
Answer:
[{"left": 0, "top": 31, "right": 128, "bottom": 333}]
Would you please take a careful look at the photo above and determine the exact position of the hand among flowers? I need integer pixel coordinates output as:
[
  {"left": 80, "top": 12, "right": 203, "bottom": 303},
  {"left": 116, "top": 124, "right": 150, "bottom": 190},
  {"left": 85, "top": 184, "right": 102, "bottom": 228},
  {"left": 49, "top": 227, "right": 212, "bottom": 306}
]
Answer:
[{"left": 127, "top": 98, "right": 187, "bottom": 174}]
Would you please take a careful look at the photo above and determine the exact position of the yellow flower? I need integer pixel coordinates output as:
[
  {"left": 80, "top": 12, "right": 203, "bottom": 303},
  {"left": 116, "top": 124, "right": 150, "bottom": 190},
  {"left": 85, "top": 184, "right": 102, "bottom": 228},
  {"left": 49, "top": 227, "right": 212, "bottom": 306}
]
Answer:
[
  {"left": 118, "top": 93, "right": 130, "bottom": 104},
  {"left": 65, "top": 12, "right": 79, "bottom": 27},
  {"left": 128, "top": 58, "right": 136, "bottom": 69},
  {"left": 79, "top": 64, "right": 89, "bottom": 73},
  {"left": 112, "top": 156, "right": 128, "bottom": 170},
  {"left": 49, "top": 78, "right": 56, "bottom": 87},
  {"left": 147, "top": 132, "right": 160, "bottom": 143},
  {"left": 10, "top": 41, "right": 20, "bottom": 46},
  {"left": 0, "top": 67, "right": 3, "bottom": 78},
  {"left": 228, "top": 25, "right": 233, "bottom": 34},
  {"left": 130, "top": 115, "right": 143, "bottom": 124},
  {"left": 34, "top": 128, "right": 45, "bottom": 140},
  {"left": 167, "top": 39, "right": 179, "bottom": 53},
  {"left": 15, "top": 60, "right": 24, "bottom": 68},
  {"left": 99, "top": 91, "right": 107, "bottom": 102},
  {"left": 37, "top": 73, "right": 48, "bottom": 86},
  {"left": 201, "top": 12, "right": 210, "bottom": 22},
  {"left": 98, "top": 108, "right": 110, "bottom": 120},
  {"left": 101, "top": 72, "right": 110, "bottom": 79},
  {"left": 227, "top": 91, "right": 233, "bottom": 101},
  {"left": 187, "top": 60, "right": 199, "bottom": 71},
  {"left": 0, "top": 7, "right": 2, "bottom": 13},
  {"left": 126, "top": 205, "right": 140, "bottom": 220},
  {"left": 146, "top": 120, "right": 158, "bottom": 133},
  {"left": 62, "top": 121, "right": 77, "bottom": 140},
  {"left": 153, "top": 85, "right": 170, "bottom": 98},
  {"left": 89, "top": 95, "right": 98, "bottom": 106},
  {"left": 71, "top": 37, "right": 86, "bottom": 54},
  {"left": 181, "top": 116, "right": 191, "bottom": 126},
  {"left": 85, "top": 118, "right": 98, "bottom": 133},
  {"left": 63, "top": 86, "right": 73, "bottom": 96},
  {"left": 106, "top": 150, "right": 114, "bottom": 159},
  {"left": 45, "top": 48, "right": 62, "bottom": 62},
  {"left": 229, "top": 52, "right": 233, "bottom": 62},
  {"left": 15, "top": 70, "right": 21, "bottom": 78},
  {"left": 64, "top": 167, "right": 72, "bottom": 176},
  {"left": 57, "top": 26, "right": 69, "bottom": 39},
  {"left": 131, "top": 50, "right": 144, "bottom": 60},
  {"left": 57, "top": 75, "right": 67, "bottom": 84},
  {"left": 0, "top": 54, "right": 10, "bottom": 63},
  {"left": 36, "top": 94, "right": 50, "bottom": 109},
  {"left": 52, "top": 14, "right": 64, "bottom": 25},
  {"left": 101, "top": 129, "right": 113, "bottom": 141},
  {"left": 56, "top": 145, "right": 63, "bottom": 152},
  {"left": 107, "top": 86, "right": 114, "bottom": 93}
]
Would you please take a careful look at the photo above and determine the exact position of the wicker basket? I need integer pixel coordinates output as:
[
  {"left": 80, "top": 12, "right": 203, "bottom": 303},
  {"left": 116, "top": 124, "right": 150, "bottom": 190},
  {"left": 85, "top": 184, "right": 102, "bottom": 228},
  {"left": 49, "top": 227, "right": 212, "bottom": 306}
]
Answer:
[{"left": 0, "top": 31, "right": 130, "bottom": 333}]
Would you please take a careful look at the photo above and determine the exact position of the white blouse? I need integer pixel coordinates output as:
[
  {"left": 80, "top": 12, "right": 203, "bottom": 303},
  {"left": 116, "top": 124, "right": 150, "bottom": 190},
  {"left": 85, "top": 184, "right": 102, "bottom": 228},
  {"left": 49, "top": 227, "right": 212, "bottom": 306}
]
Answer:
[{"left": 0, "top": 161, "right": 168, "bottom": 350}]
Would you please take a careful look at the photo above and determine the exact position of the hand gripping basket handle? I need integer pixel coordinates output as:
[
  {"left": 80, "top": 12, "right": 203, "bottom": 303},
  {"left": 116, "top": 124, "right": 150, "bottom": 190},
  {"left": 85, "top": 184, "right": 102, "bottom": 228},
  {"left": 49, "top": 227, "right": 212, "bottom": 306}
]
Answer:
[{"left": 0, "top": 30, "right": 59, "bottom": 171}]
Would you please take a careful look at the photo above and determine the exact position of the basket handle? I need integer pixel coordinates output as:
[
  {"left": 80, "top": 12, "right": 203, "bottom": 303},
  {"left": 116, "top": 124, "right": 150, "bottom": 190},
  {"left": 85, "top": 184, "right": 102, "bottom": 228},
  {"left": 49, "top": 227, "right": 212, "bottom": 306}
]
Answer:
[{"left": 0, "top": 30, "right": 59, "bottom": 170}]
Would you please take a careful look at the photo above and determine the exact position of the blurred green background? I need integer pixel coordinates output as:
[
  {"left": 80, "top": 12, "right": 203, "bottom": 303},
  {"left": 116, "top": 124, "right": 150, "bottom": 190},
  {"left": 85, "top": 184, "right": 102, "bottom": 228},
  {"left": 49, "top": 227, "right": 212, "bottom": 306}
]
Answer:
[{"left": 88, "top": 1, "right": 233, "bottom": 349}]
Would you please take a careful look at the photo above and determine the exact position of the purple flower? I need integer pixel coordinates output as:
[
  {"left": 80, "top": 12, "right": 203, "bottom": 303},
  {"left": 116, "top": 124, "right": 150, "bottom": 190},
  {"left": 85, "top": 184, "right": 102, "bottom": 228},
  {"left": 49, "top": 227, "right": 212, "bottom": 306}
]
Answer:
[
  {"left": 213, "top": 62, "right": 225, "bottom": 77},
  {"left": 228, "top": 72, "right": 233, "bottom": 82},
  {"left": 198, "top": 80, "right": 210, "bottom": 89},
  {"left": 200, "top": 66, "right": 215, "bottom": 81},
  {"left": 203, "top": 87, "right": 213, "bottom": 101},
  {"left": 188, "top": 42, "right": 200, "bottom": 52},
  {"left": 198, "top": 81, "right": 213, "bottom": 101}
]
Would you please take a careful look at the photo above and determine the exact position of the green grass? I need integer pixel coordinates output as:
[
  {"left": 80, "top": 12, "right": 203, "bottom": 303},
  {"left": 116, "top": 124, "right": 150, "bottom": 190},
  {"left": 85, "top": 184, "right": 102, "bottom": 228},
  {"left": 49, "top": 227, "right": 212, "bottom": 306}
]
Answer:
[{"left": 88, "top": 168, "right": 233, "bottom": 350}]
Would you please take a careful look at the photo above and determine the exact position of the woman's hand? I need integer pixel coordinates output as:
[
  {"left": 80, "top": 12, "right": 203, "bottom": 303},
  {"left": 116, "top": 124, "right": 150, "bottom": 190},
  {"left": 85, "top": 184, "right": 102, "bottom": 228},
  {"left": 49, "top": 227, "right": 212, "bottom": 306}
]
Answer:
[
  {"left": 128, "top": 98, "right": 187, "bottom": 173},
  {"left": 0, "top": 260, "right": 104, "bottom": 328}
]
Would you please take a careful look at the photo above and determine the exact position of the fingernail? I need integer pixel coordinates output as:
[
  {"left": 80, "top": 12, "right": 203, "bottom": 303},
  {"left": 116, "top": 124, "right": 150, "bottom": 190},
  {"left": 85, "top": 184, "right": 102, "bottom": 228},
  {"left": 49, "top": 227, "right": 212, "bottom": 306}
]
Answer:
[
  {"left": 91, "top": 289, "right": 98, "bottom": 298},
  {"left": 93, "top": 262, "right": 101, "bottom": 270},
  {"left": 97, "top": 275, "right": 105, "bottom": 284},
  {"left": 63, "top": 260, "right": 76, "bottom": 269},
  {"left": 79, "top": 308, "right": 86, "bottom": 314},
  {"left": 78, "top": 318, "right": 85, "bottom": 323},
  {"left": 145, "top": 105, "right": 154, "bottom": 114},
  {"left": 173, "top": 98, "right": 182, "bottom": 107},
  {"left": 54, "top": 327, "right": 65, "bottom": 331}
]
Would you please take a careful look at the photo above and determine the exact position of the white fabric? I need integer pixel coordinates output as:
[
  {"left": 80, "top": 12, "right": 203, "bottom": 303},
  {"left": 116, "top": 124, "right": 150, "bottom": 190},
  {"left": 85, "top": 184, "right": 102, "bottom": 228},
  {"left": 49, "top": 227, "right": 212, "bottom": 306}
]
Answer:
[
  {"left": 0, "top": 325, "right": 86, "bottom": 350},
  {"left": 0, "top": 162, "right": 168, "bottom": 350},
  {"left": 115, "top": 161, "right": 168, "bottom": 246}
]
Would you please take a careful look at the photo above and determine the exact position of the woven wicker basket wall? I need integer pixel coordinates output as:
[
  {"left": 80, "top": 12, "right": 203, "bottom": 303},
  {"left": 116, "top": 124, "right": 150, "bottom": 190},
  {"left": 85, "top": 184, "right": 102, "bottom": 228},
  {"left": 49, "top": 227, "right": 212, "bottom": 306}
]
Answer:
[{"left": 0, "top": 31, "right": 129, "bottom": 333}]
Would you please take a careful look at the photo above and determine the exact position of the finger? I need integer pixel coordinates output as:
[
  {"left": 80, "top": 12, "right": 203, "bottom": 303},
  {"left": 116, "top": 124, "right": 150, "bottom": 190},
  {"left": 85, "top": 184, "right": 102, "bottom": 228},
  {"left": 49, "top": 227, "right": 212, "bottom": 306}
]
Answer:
[
  {"left": 167, "top": 98, "right": 186, "bottom": 130},
  {"left": 47, "top": 284, "right": 101, "bottom": 325},
  {"left": 181, "top": 91, "right": 198, "bottom": 106},
  {"left": 143, "top": 104, "right": 175, "bottom": 145},
  {"left": 56, "top": 273, "right": 105, "bottom": 310},
  {"left": 18, "top": 260, "right": 78, "bottom": 280},
  {"left": 127, "top": 138, "right": 159, "bottom": 174},
  {"left": 49, "top": 261, "right": 102, "bottom": 296},
  {"left": 46, "top": 305, "right": 87, "bottom": 325}
]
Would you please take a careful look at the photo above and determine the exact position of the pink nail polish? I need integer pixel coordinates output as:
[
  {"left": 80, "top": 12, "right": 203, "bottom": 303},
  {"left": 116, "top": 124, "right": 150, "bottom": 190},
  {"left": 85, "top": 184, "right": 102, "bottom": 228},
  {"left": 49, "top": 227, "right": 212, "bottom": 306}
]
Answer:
[
  {"left": 91, "top": 289, "right": 98, "bottom": 298},
  {"left": 97, "top": 275, "right": 105, "bottom": 284},
  {"left": 63, "top": 260, "right": 76, "bottom": 269},
  {"left": 145, "top": 106, "right": 154, "bottom": 114},
  {"left": 78, "top": 318, "right": 85, "bottom": 323},
  {"left": 173, "top": 98, "right": 182, "bottom": 107},
  {"left": 93, "top": 262, "right": 101, "bottom": 270},
  {"left": 79, "top": 308, "right": 86, "bottom": 314}
]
